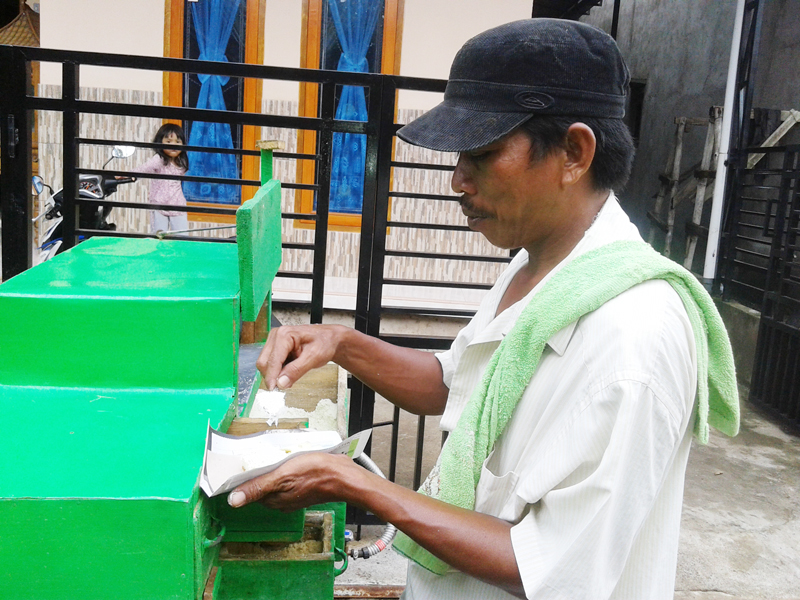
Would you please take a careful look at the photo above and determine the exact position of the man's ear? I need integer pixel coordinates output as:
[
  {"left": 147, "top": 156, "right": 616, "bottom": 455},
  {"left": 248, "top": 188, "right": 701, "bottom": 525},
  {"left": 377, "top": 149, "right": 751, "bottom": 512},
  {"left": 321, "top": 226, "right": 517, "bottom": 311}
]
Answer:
[{"left": 561, "top": 123, "right": 596, "bottom": 187}]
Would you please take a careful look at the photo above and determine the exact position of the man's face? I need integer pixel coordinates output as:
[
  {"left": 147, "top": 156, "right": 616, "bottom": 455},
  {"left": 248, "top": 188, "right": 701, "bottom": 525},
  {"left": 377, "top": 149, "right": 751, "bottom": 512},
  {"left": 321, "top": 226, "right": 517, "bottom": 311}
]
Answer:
[{"left": 451, "top": 129, "right": 568, "bottom": 251}]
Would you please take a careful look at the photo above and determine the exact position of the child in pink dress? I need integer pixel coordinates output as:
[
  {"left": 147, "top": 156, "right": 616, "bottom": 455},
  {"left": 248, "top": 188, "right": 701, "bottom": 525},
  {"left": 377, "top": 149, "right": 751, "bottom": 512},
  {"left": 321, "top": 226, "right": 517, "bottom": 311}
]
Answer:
[{"left": 135, "top": 123, "right": 189, "bottom": 234}]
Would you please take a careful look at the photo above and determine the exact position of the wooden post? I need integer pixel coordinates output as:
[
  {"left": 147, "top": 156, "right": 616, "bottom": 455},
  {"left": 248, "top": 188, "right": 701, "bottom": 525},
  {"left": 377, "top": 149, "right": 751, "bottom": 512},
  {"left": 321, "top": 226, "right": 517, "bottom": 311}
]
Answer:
[
  {"left": 684, "top": 107, "right": 723, "bottom": 269},
  {"left": 256, "top": 139, "right": 284, "bottom": 185},
  {"left": 746, "top": 109, "right": 800, "bottom": 169},
  {"left": 659, "top": 118, "right": 687, "bottom": 257}
]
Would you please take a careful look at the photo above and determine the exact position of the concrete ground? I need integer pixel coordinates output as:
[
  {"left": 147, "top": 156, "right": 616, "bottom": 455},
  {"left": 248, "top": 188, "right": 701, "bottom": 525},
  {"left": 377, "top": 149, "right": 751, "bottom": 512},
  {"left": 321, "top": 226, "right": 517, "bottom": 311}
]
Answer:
[
  {"left": 675, "top": 394, "right": 800, "bottom": 599},
  {"left": 337, "top": 394, "right": 800, "bottom": 599}
]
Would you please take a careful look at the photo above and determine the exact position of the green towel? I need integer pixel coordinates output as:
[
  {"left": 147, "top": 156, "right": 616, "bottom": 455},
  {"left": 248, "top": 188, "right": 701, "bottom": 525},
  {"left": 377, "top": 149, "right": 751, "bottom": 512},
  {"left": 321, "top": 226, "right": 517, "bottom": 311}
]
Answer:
[{"left": 392, "top": 239, "right": 739, "bottom": 575}]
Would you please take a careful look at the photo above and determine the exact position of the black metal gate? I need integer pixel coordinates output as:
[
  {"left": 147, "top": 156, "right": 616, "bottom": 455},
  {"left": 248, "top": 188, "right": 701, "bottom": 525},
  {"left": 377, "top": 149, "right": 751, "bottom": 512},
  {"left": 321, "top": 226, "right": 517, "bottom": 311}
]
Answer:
[
  {"left": 749, "top": 146, "right": 800, "bottom": 428},
  {"left": 1, "top": 46, "right": 511, "bottom": 527},
  {"left": 713, "top": 0, "right": 800, "bottom": 429}
]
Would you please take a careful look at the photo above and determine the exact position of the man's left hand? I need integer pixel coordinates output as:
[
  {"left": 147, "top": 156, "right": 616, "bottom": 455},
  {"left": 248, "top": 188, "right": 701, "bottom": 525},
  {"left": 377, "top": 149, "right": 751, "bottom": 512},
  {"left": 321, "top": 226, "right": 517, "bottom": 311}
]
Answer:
[{"left": 227, "top": 452, "right": 358, "bottom": 512}]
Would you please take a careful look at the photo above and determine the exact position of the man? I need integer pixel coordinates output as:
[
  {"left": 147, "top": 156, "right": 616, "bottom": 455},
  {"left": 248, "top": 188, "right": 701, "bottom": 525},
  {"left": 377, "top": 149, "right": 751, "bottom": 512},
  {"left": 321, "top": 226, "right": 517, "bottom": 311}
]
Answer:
[{"left": 228, "top": 19, "right": 738, "bottom": 599}]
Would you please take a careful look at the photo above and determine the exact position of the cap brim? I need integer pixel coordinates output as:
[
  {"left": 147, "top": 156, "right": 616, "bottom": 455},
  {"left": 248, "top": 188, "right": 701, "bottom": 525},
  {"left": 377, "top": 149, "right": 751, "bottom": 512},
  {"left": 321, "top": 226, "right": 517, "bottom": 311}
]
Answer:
[{"left": 396, "top": 102, "right": 532, "bottom": 152}]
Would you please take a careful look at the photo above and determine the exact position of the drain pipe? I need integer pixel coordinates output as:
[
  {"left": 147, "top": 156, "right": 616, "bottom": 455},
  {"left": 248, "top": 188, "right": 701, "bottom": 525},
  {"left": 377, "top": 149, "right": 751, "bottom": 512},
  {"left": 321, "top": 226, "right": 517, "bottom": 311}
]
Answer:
[{"left": 702, "top": 0, "right": 747, "bottom": 289}]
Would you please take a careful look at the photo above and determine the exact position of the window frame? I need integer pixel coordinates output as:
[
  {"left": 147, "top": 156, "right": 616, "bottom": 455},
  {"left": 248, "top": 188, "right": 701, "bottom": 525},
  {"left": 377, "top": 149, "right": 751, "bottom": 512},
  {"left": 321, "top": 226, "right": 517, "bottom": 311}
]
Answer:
[
  {"left": 163, "top": 0, "right": 266, "bottom": 223},
  {"left": 296, "top": 0, "right": 404, "bottom": 231}
]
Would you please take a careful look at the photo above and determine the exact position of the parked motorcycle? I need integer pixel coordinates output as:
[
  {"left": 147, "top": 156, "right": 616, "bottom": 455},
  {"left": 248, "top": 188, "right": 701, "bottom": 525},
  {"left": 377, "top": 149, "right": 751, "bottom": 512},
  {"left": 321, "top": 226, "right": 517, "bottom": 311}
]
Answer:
[{"left": 32, "top": 145, "right": 136, "bottom": 261}]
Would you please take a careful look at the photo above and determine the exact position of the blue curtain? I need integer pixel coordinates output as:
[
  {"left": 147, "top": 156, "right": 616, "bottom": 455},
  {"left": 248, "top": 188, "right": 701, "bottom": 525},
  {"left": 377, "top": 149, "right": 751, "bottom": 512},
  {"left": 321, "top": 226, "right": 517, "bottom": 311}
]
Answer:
[
  {"left": 326, "top": 0, "right": 382, "bottom": 214},
  {"left": 184, "top": 0, "right": 241, "bottom": 205}
]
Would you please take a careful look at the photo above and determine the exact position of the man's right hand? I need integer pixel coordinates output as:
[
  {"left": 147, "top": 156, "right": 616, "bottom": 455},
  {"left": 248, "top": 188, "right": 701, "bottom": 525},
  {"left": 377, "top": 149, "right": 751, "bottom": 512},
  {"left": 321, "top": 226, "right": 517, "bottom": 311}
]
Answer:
[
  {"left": 257, "top": 323, "right": 450, "bottom": 416},
  {"left": 256, "top": 324, "right": 346, "bottom": 390}
]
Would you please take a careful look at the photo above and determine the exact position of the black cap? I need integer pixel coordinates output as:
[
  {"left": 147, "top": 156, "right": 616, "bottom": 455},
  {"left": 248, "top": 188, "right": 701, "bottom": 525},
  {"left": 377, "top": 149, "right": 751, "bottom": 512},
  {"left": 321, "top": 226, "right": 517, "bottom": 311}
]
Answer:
[{"left": 396, "top": 18, "right": 630, "bottom": 152}]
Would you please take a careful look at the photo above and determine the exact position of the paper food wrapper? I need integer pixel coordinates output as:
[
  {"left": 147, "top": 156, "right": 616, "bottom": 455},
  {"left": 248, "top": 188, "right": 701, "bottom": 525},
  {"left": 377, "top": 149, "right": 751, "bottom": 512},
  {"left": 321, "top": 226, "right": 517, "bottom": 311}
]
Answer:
[{"left": 199, "top": 425, "right": 372, "bottom": 497}]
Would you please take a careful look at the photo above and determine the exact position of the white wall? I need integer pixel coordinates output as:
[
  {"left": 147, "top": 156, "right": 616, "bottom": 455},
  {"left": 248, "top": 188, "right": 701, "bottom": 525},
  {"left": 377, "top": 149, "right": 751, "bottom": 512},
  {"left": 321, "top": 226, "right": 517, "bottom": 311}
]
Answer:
[
  {"left": 39, "top": 0, "right": 165, "bottom": 91},
  {"left": 398, "top": 0, "right": 532, "bottom": 109},
  {"left": 262, "top": 0, "right": 303, "bottom": 102},
  {"left": 37, "top": 0, "right": 532, "bottom": 108}
]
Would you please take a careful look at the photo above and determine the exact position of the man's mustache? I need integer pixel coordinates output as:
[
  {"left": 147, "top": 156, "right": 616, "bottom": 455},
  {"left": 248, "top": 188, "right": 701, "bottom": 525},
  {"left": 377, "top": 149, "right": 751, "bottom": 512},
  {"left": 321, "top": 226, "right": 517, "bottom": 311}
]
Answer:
[{"left": 459, "top": 197, "right": 491, "bottom": 219}]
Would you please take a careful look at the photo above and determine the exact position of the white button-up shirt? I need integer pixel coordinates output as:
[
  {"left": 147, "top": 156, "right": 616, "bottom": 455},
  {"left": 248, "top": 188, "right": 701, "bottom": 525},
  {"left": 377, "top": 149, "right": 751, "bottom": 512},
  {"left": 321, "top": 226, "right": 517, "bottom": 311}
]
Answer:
[{"left": 403, "top": 196, "right": 698, "bottom": 600}]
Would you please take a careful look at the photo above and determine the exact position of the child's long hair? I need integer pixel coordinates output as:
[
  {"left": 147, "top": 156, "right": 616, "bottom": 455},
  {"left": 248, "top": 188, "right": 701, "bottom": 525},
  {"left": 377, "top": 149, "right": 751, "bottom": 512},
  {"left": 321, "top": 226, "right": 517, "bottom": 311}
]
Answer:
[{"left": 153, "top": 123, "right": 189, "bottom": 171}]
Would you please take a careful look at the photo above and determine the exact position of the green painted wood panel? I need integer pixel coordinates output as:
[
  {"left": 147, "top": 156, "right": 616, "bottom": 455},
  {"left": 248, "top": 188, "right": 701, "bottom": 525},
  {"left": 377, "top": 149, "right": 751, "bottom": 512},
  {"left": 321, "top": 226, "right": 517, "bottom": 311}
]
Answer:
[
  {"left": 214, "top": 559, "right": 334, "bottom": 600},
  {"left": 211, "top": 495, "right": 306, "bottom": 543},
  {"left": 0, "top": 237, "right": 240, "bottom": 390},
  {"left": 0, "top": 236, "right": 240, "bottom": 298},
  {"left": 0, "top": 385, "right": 235, "bottom": 499},
  {"left": 237, "top": 179, "right": 282, "bottom": 322},
  {"left": 0, "top": 497, "right": 213, "bottom": 600}
]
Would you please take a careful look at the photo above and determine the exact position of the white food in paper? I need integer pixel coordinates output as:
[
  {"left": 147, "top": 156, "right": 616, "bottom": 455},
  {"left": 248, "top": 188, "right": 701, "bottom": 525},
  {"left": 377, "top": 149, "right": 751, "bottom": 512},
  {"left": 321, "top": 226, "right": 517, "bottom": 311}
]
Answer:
[
  {"left": 238, "top": 444, "right": 287, "bottom": 471},
  {"left": 201, "top": 427, "right": 366, "bottom": 497},
  {"left": 238, "top": 437, "right": 338, "bottom": 471}
]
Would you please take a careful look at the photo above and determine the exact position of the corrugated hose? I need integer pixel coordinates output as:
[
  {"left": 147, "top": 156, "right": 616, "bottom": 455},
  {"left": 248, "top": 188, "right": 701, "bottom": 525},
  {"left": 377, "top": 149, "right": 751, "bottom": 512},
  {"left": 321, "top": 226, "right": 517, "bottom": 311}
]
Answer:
[{"left": 348, "top": 453, "right": 398, "bottom": 559}]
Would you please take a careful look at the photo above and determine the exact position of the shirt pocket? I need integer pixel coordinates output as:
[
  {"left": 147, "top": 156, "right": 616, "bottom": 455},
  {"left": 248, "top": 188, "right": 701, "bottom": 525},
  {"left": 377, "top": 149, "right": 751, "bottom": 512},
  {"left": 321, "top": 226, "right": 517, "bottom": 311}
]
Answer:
[{"left": 474, "top": 457, "right": 524, "bottom": 522}]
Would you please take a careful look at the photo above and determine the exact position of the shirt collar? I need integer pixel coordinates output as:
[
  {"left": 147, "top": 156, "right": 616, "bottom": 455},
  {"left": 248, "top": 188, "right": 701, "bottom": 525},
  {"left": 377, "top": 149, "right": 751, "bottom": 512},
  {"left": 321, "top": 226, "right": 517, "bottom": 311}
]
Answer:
[
  {"left": 468, "top": 306, "right": 579, "bottom": 356},
  {"left": 546, "top": 320, "right": 578, "bottom": 356}
]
